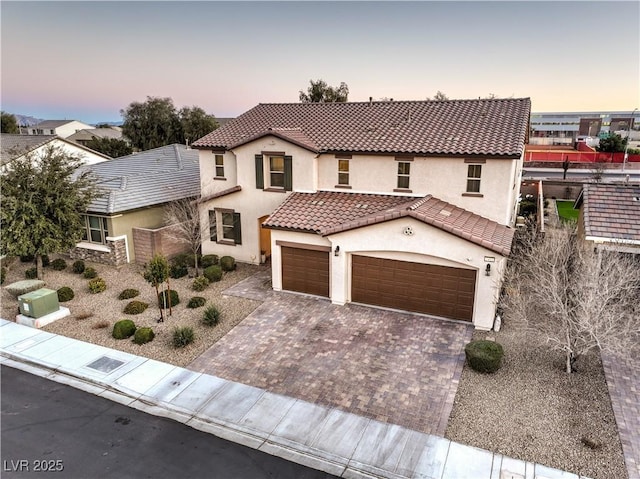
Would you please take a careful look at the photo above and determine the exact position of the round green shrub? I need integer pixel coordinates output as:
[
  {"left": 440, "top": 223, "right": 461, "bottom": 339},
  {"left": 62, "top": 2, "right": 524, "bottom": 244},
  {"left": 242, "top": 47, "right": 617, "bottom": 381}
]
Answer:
[
  {"left": 112, "top": 319, "right": 137, "bottom": 339},
  {"left": 88, "top": 277, "right": 107, "bottom": 294},
  {"left": 0, "top": 266, "right": 6, "bottom": 285},
  {"left": 158, "top": 289, "right": 180, "bottom": 309},
  {"left": 187, "top": 296, "right": 206, "bottom": 309},
  {"left": 219, "top": 256, "right": 236, "bottom": 272},
  {"left": 57, "top": 286, "right": 75, "bottom": 302},
  {"left": 170, "top": 263, "right": 188, "bottom": 279},
  {"left": 172, "top": 326, "right": 195, "bottom": 348},
  {"left": 465, "top": 340, "right": 504, "bottom": 374},
  {"left": 172, "top": 252, "right": 199, "bottom": 268},
  {"left": 203, "top": 265, "right": 223, "bottom": 283},
  {"left": 133, "top": 327, "right": 155, "bottom": 345},
  {"left": 192, "top": 275, "right": 210, "bottom": 292},
  {"left": 202, "top": 305, "right": 221, "bottom": 326},
  {"left": 83, "top": 267, "right": 98, "bottom": 279},
  {"left": 201, "top": 254, "right": 219, "bottom": 268},
  {"left": 123, "top": 300, "right": 149, "bottom": 315},
  {"left": 25, "top": 267, "right": 38, "bottom": 279},
  {"left": 51, "top": 258, "right": 67, "bottom": 271},
  {"left": 118, "top": 288, "right": 140, "bottom": 300},
  {"left": 20, "top": 255, "right": 35, "bottom": 263},
  {"left": 72, "top": 260, "right": 86, "bottom": 274}
]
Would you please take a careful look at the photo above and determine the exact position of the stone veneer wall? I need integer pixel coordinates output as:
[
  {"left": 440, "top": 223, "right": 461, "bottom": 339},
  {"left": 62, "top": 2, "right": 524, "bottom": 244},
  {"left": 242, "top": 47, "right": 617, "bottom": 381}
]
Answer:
[{"left": 69, "top": 237, "right": 128, "bottom": 266}]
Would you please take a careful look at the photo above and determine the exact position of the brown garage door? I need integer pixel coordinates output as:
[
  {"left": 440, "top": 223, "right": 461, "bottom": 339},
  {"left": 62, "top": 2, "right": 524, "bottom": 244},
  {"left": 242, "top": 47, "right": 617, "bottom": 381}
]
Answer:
[
  {"left": 282, "top": 246, "right": 329, "bottom": 297},
  {"left": 352, "top": 255, "right": 476, "bottom": 321}
]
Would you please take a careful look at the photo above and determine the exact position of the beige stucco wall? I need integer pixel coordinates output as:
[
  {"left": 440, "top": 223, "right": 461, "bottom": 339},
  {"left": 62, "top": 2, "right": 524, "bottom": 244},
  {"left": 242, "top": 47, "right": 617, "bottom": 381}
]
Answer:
[
  {"left": 269, "top": 218, "right": 507, "bottom": 330},
  {"left": 110, "top": 207, "right": 165, "bottom": 261}
]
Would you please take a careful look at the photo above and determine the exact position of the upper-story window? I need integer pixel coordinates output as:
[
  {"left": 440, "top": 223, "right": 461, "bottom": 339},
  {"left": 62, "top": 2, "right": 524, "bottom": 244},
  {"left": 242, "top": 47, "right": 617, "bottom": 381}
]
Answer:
[
  {"left": 255, "top": 154, "right": 292, "bottom": 191},
  {"left": 397, "top": 162, "right": 411, "bottom": 189},
  {"left": 269, "top": 156, "right": 285, "bottom": 188},
  {"left": 338, "top": 160, "right": 349, "bottom": 185},
  {"left": 81, "top": 215, "right": 110, "bottom": 244},
  {"left": 466, "top": 165, "right": 482, "bottom": 193},
  {"left": 214, "top": 154, "right": 225, "bottom": 178}
]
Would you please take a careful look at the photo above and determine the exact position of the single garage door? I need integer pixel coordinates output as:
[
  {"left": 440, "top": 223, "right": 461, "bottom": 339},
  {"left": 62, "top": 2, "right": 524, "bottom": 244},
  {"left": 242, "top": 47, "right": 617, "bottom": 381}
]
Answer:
[
  {"left": 281, "top": 246, "right": 329, "bottom": 297},
  {"left": 352, "top": 255, "right": 476, "bottom": 321}
]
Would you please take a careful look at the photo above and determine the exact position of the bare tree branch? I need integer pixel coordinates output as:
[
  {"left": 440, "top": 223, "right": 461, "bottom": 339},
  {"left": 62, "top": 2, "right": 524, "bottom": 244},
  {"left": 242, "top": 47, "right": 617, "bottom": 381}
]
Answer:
[{"left": 163, "top": 198, "right": 204, "bottom": 276}]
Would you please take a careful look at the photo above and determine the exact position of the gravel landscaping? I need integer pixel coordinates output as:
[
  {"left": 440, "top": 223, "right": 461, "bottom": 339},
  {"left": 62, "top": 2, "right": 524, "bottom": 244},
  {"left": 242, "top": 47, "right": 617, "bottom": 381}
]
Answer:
[
  {"left": 1, "top": 255, "right": 263, "bottom": 367},
  {"left": 446, "top": 323, "right": 627, "bottom": 479}
]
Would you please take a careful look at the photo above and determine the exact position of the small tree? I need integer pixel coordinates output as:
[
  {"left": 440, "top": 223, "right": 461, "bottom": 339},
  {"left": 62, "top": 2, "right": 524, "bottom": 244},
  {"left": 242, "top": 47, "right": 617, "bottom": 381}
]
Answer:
[
  {"left": 596, "top": 133, "right": 626, "bottom": 153},
  {"left": 0, "top": 146, "right": 98, "bottom": 279},
  {"left": 1, "top": 111, "right": 19, "bottom": 133},
  {"left": 163, "top": 199, "right": 204, "bottom": 276},
  {"left": 428, "top": 91, "right": 449, "bottom": 101},
  {"left": 501, "top": 223, "right": 640, "bottom": 373},
  {"left": 178, "top": 106, "right": 218, "bottom": 145},
  {"left": 143, "top": 254, "right": 169, "bottom": 322},
  {"left": 299, "top": 79, "right": 349, "bottom": 103},
  {"left": 85, "top": 137, "right": 133, "bottom": 158}
]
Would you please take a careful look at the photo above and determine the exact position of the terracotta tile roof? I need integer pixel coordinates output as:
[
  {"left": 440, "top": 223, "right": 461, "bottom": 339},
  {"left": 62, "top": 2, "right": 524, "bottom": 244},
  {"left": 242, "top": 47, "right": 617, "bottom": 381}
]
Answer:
[
  {"left": 264, "top": 191, "right": 514, "bottom": 256},
  {"left": 193, "top": 98, "right": 531, "bottom": 158},
  {"left": 230, "top": 128, "right": 319, "bottom": 152},
  {"left": 577, "top": 184, "right": 640, "bottom": 243},
  {"left": 197, "top": 185, "right": 242, "bottom": 204}
]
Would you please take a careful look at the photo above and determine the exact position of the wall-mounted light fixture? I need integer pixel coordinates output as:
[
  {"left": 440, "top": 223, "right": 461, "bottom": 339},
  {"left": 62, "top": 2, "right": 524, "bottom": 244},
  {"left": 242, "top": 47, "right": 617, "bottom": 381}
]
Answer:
[
  {"left": 334, "top": 246, "right": 340, "bottom": 257},
  {"left": 485, "top": 264, "right": 491, "bottom": 276}
]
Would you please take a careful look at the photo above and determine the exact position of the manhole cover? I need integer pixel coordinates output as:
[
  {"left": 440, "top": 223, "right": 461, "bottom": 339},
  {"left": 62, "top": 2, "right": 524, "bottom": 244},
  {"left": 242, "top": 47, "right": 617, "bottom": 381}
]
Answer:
[{"left": 86, "top": 356, "right": 125, "bottom": 373}]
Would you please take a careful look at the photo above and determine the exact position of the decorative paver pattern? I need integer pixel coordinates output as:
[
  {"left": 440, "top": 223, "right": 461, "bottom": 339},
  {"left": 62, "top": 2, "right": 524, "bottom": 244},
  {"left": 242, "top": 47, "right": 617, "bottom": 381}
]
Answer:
[
  {"left": 189, "top": 271, "right": 472, "bottom": 436},
  {"left": 602, "top": 353, "right": 640, "bottom": 479}
]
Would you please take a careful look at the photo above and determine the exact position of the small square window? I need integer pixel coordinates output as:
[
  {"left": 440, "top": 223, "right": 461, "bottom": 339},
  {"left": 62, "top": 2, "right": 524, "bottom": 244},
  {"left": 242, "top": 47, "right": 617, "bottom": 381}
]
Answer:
[
  {"left": 338, "top": 159, "right": 349, "bottom": 185},
  {"left": 215, "top": 154, "right": 224, "bottom": 178},
  {"left": 397, "top": 162, "right": 410, "bottom": 189}
]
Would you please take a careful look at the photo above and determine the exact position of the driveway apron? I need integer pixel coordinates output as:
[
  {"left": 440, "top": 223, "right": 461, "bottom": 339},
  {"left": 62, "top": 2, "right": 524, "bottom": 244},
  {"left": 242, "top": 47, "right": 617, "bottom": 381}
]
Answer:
[{"left": 188, "top": 271, "right": 473, "bottom": 436}]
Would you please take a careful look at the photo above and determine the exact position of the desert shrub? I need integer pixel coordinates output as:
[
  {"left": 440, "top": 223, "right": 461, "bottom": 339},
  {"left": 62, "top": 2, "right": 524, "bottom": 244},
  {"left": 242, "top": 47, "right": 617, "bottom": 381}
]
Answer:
[
  {"left": 57, "top": 286, "right": 74, "bottom": 302},
  {"left": 5, "top": 280, "right": 45, "bottom": 297},
  {"left": 20, "top": 254, "right": 34, "bottom": 263},
  {"left": 464, "top": 340, "right": 504, "bottom": 374},
  {"left": 172, "top": 326, "right": 195, "bottom": 348},
  {"left": 169, "top": 263, "right": 188, "bottom": 279},
  {"left": 192, "top": 275, "right": 210, "bottom": 292},
  {"left": 74, "top": 311, "right": 93, "bottom": 320},
  {"left": 201, "top": 254, "right": 219, "bottom": 268},
  {"left": 203, "top": 265, "right": 223, "bottom": 283},
  {"left": 72, "top": 260, "right": 86, "bottom": 274},
  {"left": 158, "top": 289, "right": 180, "bottom": 309},
  {"left": 202, "top": 305, "right": 221, "bottom": 326},
  {"left": 123, "top": 300, "right": 149, "bottom": 315},
  {"left": 220, "top": 256, "right": 236, "bottom": 272},
  {"left": 112, "top": 319, "right": 136, "bottom": 339},
  {"left": 92, "top": 320, "right": 109, "bottom": 329},
  {"left": 25, "top": 267, "right": 38, "bottom": 279},
  {"left": 88, "top": 277, "right": 107, "bottom": 294},
  {"left": 172, "top": 252, "right": 199, "bottom": 268},
  {"left": 133, "top": 327, "right": 155, "bottom": 345},
  {"left": 41, "top": 255, "right": 50, "bottom": 267},
  {"left": 51, "top": 258, "right": 67, "bottom": 271},
  {"left": 118, "top": 288, "right": 140, "bottom": 300},
  {"left": 83, "top": 267, "right": 98, "bottom": 279},
  {"left": 0, "top": 266, "right": 6, "bottom": 285},
  {"left": 187, "top": 296, "right": 206, "bottom": 309}
]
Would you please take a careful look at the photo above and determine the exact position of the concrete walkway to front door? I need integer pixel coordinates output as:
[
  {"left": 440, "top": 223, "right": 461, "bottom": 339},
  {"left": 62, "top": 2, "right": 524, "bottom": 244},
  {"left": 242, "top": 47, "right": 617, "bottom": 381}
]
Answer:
[{"left": 188, "top": 271, "right": 473, "bottom": 437}]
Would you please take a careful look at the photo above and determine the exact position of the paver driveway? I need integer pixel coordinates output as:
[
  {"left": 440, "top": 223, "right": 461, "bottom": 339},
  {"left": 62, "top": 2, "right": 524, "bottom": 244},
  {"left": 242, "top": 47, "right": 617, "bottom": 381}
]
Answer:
[{"left": 188, "top": 271, "right": 473, "bottom": 436}]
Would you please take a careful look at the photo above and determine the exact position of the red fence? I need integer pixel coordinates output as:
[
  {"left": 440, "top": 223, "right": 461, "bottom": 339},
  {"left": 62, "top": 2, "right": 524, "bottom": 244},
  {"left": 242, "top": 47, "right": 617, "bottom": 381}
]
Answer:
[{"left": 525, "top": 150, "right": 640, "bottom": 164}]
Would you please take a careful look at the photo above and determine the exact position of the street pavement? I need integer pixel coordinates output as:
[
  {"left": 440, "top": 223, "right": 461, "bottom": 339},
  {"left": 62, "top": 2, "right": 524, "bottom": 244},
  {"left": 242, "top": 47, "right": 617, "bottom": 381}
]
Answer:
[{"left": 1, "top": 366, "right": 335, "bottom": 479}]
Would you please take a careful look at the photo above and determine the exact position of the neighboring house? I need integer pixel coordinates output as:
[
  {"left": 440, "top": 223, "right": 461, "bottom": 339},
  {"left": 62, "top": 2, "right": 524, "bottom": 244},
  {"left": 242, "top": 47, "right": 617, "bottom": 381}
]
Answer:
[
  {"left": 0, "top": 133, "right": 111, "bottom": 171},
  {"left": 193, "top": 98, "right": 531, "bottom": 329},
  {"left": 69, "top": 144, "right": 200, "bottom": 266},
  {"left": 26, "top": 120, "right": 94, "bottom": 138},
  {"left": 575, "top": 183, "right": 640, "bottom": 254},
  {"left": 66, "top": 127, "right": 126, "bottom": 146}
]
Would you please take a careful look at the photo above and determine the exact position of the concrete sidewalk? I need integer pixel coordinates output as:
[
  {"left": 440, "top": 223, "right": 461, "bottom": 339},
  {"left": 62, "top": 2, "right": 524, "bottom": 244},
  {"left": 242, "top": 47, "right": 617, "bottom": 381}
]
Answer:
[{"left": 0, "top": 319, "right": 590, "bottom": 479}]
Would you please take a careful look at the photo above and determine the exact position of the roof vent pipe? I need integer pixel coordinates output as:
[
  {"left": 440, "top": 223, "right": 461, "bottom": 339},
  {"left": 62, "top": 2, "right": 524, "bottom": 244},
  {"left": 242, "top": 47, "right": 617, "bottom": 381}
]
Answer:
[{"left": 369, "top": 97, "right": 372, "bottom": 105}]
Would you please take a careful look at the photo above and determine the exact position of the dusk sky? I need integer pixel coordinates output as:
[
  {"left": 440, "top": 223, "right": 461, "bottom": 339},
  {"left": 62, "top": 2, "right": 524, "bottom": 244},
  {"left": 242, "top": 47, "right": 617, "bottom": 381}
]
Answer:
[{"left": 1, "top": 1, "right": 639, "bottom": 124}]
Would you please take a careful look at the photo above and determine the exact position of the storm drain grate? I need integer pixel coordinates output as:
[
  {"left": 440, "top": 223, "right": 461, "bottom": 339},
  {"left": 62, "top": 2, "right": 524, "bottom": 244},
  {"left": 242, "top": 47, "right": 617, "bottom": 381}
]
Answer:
[{"left": 85, "top": 356, "right": 126, "bottom": 373}]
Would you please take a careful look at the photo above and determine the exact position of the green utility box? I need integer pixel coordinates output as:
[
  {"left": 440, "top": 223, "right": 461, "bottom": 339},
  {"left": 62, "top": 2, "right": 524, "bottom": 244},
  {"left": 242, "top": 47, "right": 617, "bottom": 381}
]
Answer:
[{"left": 18, "top": 288, "right": 59, "bottom": 319}]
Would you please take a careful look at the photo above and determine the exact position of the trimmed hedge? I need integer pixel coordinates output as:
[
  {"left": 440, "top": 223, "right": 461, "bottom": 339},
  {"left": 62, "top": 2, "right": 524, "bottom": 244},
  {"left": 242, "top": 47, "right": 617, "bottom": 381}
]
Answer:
[
  {"left": 72, "top": 260, "right": 86, "bottom": 274},
  {"left": 465, "top": 340, "right": 504, "bottom": 374},
  {"left": 123, "top": 300, "right": 149, "bottom": 315},
  {"left": 51, "top": 258, "right": 67, "bottom": 271},
  {"left": 187, "top": 296, "right": 206, "bottom": 309},
  {"left": 172, "top": 252, "right": 199, "bottom": 268},
  {"left": 201, "top": 254, "right": 219, "bottom": 268},
  {"left": 202, "top": 305, "right": 221, "bottom": 326},
  {"left": 170, "top": 263, "right": 188, "bottom": 279},
  {"left": 88, "top": 277, "right": 107, "bottom": 294},
  {"left": 192, "top": 276, "right": 210, "bottom": 292},
  {"left": 133, "top": 327, "right": 155, "bottom": 345},
  {"left": 158, "top": 289, "right": 180, "bottom": 309},
  {"left": 57, "top": 286, "right": 75, "bottom": 302},
  {"left": 112, "top": 319, "right": 136, "bottom": 339},
  {"left": 172, "top": 326, "right": 195, "bottom": 348},
  {"left": 203, "top": 265, "right": 222, "bottom": 283},
  {"left": 118, "top": 288, "right": 140, "bottom": 300},
  {"left": 83, "top": 267, "right": 98, "bottom": 279},
  {"left": 220, "top": 256, "right": 236, "bottom": 272}
]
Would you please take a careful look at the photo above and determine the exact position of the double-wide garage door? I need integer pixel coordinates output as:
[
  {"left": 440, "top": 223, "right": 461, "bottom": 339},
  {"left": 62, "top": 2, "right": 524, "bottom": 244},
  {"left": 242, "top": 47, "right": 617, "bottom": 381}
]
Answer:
[
  {"left": 352, "top": 255, "right": 476, "bottom": 322},
  {"left": 281, "top": 246, "right": 329, "bottom": 297}
]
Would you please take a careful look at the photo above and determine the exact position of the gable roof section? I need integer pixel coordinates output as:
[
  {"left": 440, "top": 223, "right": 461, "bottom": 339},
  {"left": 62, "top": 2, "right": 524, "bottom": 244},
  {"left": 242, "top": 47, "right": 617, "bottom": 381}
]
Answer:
[
  {"left": 264, "top": 191, "right": 514, "bottom": 256},
  {"left": 193, "top": 98, "right": 531, "bottom": 158},
  {"left": 576, "top": 183, "right": 640, "bottom": 243},
  {"left": 0, "top": 134, "right": 112, "bottom": 165},
  {"left": 85, "top": 144, "right": 200, "bottom": 214}
]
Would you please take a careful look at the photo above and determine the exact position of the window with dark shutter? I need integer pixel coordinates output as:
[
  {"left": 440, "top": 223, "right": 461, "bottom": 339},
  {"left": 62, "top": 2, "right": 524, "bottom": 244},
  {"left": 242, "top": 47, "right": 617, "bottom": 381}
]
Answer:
[
  {"left": 208, "top": 210, "right": 217, "bottom": 241},
  {"left": 284, "top": 156, "right": 293, "bottom": 191},
  {"left": 255, "top": 154, "right": 264, "bottom": 189},
  {"left": 233, "top": 212, "right": 242, "bottom": 245}
]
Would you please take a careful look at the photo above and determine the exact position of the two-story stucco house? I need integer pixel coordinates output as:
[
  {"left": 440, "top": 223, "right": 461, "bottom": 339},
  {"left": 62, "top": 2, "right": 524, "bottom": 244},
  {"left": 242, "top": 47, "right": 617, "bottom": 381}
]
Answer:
[{"left": 193, "top": 98, "right": 531, "bottom": 329}]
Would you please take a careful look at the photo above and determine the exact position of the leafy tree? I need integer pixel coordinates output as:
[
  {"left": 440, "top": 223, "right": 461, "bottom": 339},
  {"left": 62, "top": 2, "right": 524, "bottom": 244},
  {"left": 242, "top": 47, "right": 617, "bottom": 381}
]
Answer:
[
  {"left": 85, "top": 137, "right": 133, "bottom": 158},
  {"left": 121, "top": 96, "right": 182, "bottom": 151},
  {"left": 143, "top": 254, "right": 170, "bottom": 322},
  {"left": 0, "top": 146, "right": 98, "bottom": 279},
  {"left": 299, "top": 79, "right": 349, "bottom": 103},
  {"left": 1, "top": 111, "right": 19, "bottom": 133},
  {"left": 179, "top": 106, "right": 219, "bottom": 145},
  {"left": 428, "top": 91, "right": 449, "bottom": 101},
  {"left": 596, "top": 133, "right": 626, "bottom": 153},
  {"left": 163, "top": 198, "right": 204, "bottom": 276}
]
